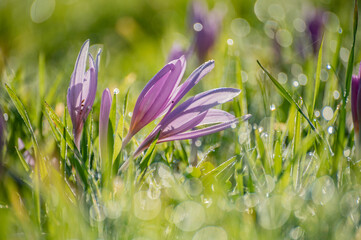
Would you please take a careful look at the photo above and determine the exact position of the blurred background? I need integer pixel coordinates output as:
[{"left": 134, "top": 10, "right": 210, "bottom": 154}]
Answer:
[{"left": 1, "top": 0, "right": 361, "bottom": 239}]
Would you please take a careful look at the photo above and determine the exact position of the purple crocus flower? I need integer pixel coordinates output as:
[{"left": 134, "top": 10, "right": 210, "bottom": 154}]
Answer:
[
  {"left": 189, "top": 0, "right": 223, "bottom": 61},
  {"left": 99, "top": 88, "right": 112, "bottom": 161},
  {"left": 352, "top": 63, "right": 361, "bottom": 143},
  {"left": 134, "top": 88, "right": 247, "bottom": 157},
  {"left": 123, "top": 56, "right": 215, "bottom": 147},
  {"left": 67, "top": 40, "right": 101, "bottom": 148}
]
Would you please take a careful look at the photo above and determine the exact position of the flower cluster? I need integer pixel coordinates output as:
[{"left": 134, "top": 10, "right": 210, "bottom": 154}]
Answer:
[{"left": 67, "top": 40, "right": 247, "bottom": 159}]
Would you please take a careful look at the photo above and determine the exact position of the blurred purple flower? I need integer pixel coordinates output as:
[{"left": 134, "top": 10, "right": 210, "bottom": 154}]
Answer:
[
  {"left": 134, "top": 88, "right": 249, "bottom": 157},
  {"left": 167, "top": 43, "right": 187, "bottom": 62},
  {"left": 123, "top": 56, "right": 215, "bottom": 147},
  {"left": 67, "top": 40, "right": 101, "bottom": 148},
  {"left": 189, "top": 0, "right": 223, "bottom": 61},
  {"left": 99, "top": 88, "right": 112, "bottom": 161},
  {"left": 306, "top": 9, "right": 325, "bottom": 54},
  {"left": 352, "top": 63, "right": 361, "bottom": 142}
]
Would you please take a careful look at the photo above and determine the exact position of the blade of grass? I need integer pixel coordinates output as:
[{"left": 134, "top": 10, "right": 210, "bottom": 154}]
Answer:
[
  {"left": 311, "top": 38, "right": 324, "bottom": 120},
  {"left": 257, "top": 61, "right": 317, "bottom": 132},
  {"left": 335, "top": 0, "right": 358, "bottom": 173}
]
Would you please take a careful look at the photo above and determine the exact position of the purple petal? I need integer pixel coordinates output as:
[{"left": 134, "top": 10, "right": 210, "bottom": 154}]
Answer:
[
  {"left": 352, "top": 74, "right": 359, "bottom": 131},
  {"left": 71, "top": 40, "right": 89, "bottom": 89},
  {"left": 159, "top": 119, "right": 238, "bottom": 142},
  {"left": 160, "top": 88, "right": 240, "bottom": 127},
  {"left": 165, "top": 60, "right": 215, "bottom": 114},
  {"left": 129, "top": 56, "right": 186, "bottom": 136},
  {"left": 196, "top": 109, "right": 236, "bottom": 126},
  {"left": 161, "top": 111, "right": 208, "bottom": 138},
  {"left": 99, "top": 88, "right": 112, "bottom": 160}
]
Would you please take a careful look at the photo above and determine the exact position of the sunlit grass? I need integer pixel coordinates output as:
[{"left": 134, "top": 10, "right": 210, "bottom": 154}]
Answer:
[{"left": 0, "top": 0, "right": 361, "bottom": 239}]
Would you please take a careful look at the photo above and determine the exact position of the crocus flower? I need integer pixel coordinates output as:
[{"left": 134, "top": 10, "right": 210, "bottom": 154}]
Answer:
[
  {"left": 352, "top": 63, "right": 361, "bottom": 144},
  {"left": 123, "top": 56, "right": 215, "bottom": 147},
  {"left": 134, "top": 88, "right": 249, "bottom": 157},
  {"left": 189, "top": 0, "right": 223, "bottom": 61},
  {"left": 67, "top": 40, "right": 101, "bottom": 148},
  {"left": 99, "top": 88, "right": 112, "bottom": 161}
]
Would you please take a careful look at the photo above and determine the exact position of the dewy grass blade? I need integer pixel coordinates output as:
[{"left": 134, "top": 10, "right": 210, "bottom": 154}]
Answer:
[
  {"left": 43, "top": 101, "right": 88, "bottom": 188},
  {"left": 336, "top": 0, "right": 358, "bottom": 165},
  {"left": 311, "top": 38, "right": 324, "bottom": 119},
  {"left": 257, "top": 61, "right": 317, "bottom": 132},
  {"left": 4, "top": 83, "right": 45, "bottom": 229}
]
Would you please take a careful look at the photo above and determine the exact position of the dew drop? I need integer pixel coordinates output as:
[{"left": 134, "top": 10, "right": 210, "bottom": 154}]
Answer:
[
  {"left": 298, "top": 74, "right": 307, "bottom": 86},
  {"left": 314, "top": 110, "right": 320, "bottom": 118},
  {"left": 333, "top": 90, "right": 340, "bottom": 100},
  {"left": 270, "top": 104, "right": 276, "bottom": 111},
  {"left": 327, "top": 126, "right": 334, "bottom": 134},
  {"left": 3, "top": 113, "right": 8, "bottom": 121},
  {"left": 293, "top": 81, "right": 299, "bottom": 87},
  {"left": 195, "top": 140, "right": 202, "bottom": 147},
  {"left": 227, "top": 39, "right": 234, "bottom": 46},
  {"left": 278, "top": 72, "right": 288, "bottom": 84},
  {"left": 193, "top": 23, "right": 203, "bottom": 32},
  {"left": 322, "top": 106, "right": 333, "bottom": 121},
  {"left": 113, "top": 88, "right": 120, "bottom": 94}
]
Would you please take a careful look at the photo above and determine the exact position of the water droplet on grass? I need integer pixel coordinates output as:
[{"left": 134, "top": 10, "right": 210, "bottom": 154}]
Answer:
[
  {"left": 193, "top": 23, "right": 203, "bottom": 32},
  {"left": 327, "top": 126, "right": 334, "bottom": 134},
  {"left": 322, "top": 106, "right": 333, "bottom": 121}
]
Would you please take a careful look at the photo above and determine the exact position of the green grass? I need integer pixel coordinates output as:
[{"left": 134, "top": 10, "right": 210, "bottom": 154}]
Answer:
[{"left": 1, "top": 0, "right": 361, "bottom": 239}]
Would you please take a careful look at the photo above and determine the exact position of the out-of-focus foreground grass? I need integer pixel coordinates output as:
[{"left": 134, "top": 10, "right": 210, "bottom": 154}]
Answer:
[{"left": 1, "top": 0, "right": 361, "bottom": 239}]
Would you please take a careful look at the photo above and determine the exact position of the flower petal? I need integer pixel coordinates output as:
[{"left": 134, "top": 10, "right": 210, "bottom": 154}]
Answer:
[
  {"left": 352, "top": 74, "right": 359, "bottom": 131},
  {"left": 159, "top": 119, "right": 239, "bottom": 142},
  {"left": 71, "top": 40, "right": 89, "bottom": 88},
  {"left": 99, "top": 88, "right": 112, "bottom": 160},
  {"left": 196, "top": 109, "right": 236, "bottom": 126},
  {"left": 160, "top": 111, "right": 208, "bottom": 138},
  {"left": 160, "top": 87, "right": 240, "bottom": 127},
  {"left": 165, "top": 60, "right": 214, "bottom": 114},
  {"left": 129, "top": 56, "right": 186, "bottom": 135}
]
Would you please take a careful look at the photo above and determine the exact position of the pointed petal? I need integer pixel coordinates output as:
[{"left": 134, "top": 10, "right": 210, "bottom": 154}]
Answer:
[
  {"left": 352, "top": 75, "right": 359, "bottom": 130},
  {"left": 71, "top": 40, "right": 89, "bottom": 87},
  {"left": 160, "top": 88, "right": 240, "bottom": 127},
  {"left": 99, "top": 88, "right": 112, "bottom": 160},
  {"left": 129, "top": 56, "right": 186, "bottom": 135},
  {"left": 161, "top": 111, "right": 208, "bottom": 138},
  {"left": 196, "top": 109, "right": 236, "bottom": 126},
  {"left": 166, "top": 60, "right": 214, "bottom": 113},
  {"left": 159, "top": 119, "right": 239, "bottom": 142}
]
